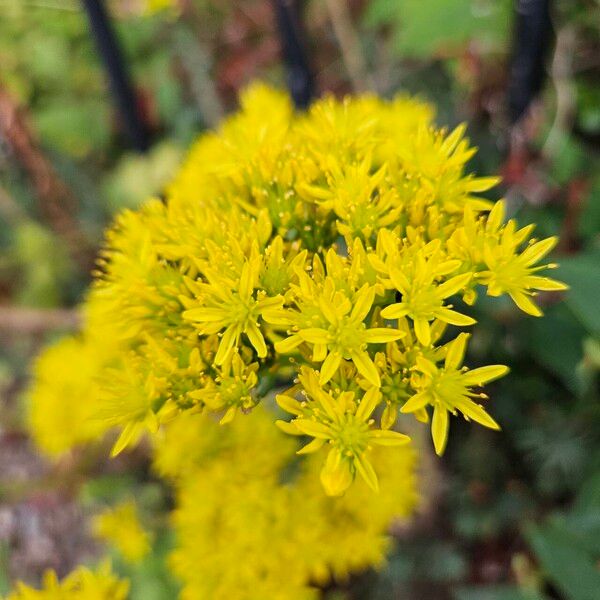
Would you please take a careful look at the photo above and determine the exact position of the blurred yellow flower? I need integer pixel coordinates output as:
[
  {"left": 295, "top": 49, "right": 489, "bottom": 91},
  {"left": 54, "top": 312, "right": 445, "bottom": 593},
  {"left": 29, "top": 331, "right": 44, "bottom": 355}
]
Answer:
[
  {"left": 92, "top": 501, "right": 151, "bottom": 564},
  {"left": 277, "top": 368, "right": 410, "bottom": 495},
  {"left": 27, "top": 335, "right": 114, "bottom": 456},
  {"left": 6, "top": 562, "right": 128, "bottom": 599},
  {"left": 156, "top": 404, "right": 417, "bottom": 598}
]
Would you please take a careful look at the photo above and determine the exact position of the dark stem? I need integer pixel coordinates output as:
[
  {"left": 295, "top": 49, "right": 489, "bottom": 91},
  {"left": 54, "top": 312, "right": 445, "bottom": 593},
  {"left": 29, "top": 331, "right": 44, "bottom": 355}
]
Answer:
[
  {"left": 508, "top": 0, "right": 554, "bottom": 124},
  {"left": 81, "top": 0, "right": 150, "bottom": 151},
  {"left": 272, "top": 0, "right": 315, "bottom": 109}
]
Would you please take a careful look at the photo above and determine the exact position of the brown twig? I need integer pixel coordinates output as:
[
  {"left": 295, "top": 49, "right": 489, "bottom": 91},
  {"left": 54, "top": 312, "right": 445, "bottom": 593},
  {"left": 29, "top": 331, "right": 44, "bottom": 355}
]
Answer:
[
  {"left": 0, "top": 87, "right": 94, "bottom": 271},
  {"left": 0, "top": 307, "right": 80, "bottom": 334},
  {"left": 324, "top": 0, "right": 374, "bottom": 93},
  {"left": 541, "top": 24, "right": 577, "bottom": 161},
  {"left": 176, "top": 0, "right": 225, "bottom": 127}
]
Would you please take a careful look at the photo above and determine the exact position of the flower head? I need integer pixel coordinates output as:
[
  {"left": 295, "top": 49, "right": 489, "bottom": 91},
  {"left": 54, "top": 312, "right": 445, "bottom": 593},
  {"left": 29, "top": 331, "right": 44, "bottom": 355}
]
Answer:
[
  {"left": 375, "top": 235, "right": 476, "bottom": 346},
  {"left": 402, "top": 333, "right": 508, "bottom": 455},
  {"left": 277, "top": 368, "right": 410, "bottom": 495},
  {"left": 477, "top": 202, "right": 568, "bottom": 316},
  {"left": 93, "top": 501, "right": 151, "bottom": 563},
  {"left": 25, "top": 83, "right": 565, "bottom": 498},
  {"left": 182, "top": 243, "right": 284, "bottom": 364}
]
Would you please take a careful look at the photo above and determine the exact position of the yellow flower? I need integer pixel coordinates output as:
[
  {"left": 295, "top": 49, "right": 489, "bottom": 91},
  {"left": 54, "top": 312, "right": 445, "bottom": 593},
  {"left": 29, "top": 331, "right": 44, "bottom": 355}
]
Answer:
[
  {"left": 477, "top": 202, "right": 568, "bottom": 316},
  {"left": 158, "top": 402, "right": 417, "bottom": 598},
  {"left": 260, "top": 236, "right": 308, "bottom": 297},
  {"left": 6, "top": 562, "right": 129, "bottom": 599},
  {"left": 188, "top": 350, "right": 259, "bottom": 424},
  {"left": 277, "top": 369, "right": 410, "bottom": 495},
  {"left": 299, "top": 153, "right": 401, "bottom": 244},
  {"left": 268, "top": 249, "right": 403, "bottom": 388},
  {"left": 378, "top": 240, "right": 475, "bottom": 346},
  {"left": 182, "top": 243, "right": 284, "bottom": 365},
  {"left": 27, "top": 335, "right": 114, "bottom": 457},
  {"left": 402, "top": 333, "right": 508, "bottom": 455},
  {"left": 93, "top": 501, "right": 151, "bottom": 563},
  {"left": 25, "top": 82, "right": 566, "bottom": 496}
]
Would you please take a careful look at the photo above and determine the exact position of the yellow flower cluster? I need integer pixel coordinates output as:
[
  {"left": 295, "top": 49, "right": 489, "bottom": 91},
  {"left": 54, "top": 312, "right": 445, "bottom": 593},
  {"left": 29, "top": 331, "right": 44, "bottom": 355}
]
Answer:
[
  {"left": 27, "top": 83, "right": 565, "bottom": 499},
  {"left": 27, "top": 332, "right": 114, "bottom": 456},
  {"left": 5, "top": 563, "right": 128, "bottom": 600},
  {"left": 92, "top": 501, "right": 151, "bottom": 564},
  {"left": 154, "top": 405, "right": 417, "bottom": 599}
]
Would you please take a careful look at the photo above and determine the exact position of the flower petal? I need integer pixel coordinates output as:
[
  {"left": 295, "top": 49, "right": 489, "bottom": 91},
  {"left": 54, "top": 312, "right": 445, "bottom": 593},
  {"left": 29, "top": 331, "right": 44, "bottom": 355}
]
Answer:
[
  {"left": 369, "top": 429, "right": 411, "bottom": 446},
  {"left": 350, "top": 350, "right": 381, "bottom": 387},
  {"left": 453, "top": 397, "right": 500, "bottom": 430},
  {"left": 182, "top": 307, "right": 228, "bottom": 322},
  {"left": 465, "top": 176, "right": 501, "bottom": 192},
  {"left": 413, "top": 317, "right": 431, "bottom": 346},
  {"left": 381, "top": 404, "right": 397, "bottom": 430},
  {"left": 354, "top": 453, "right": 379, "bottom": 492},
  {"left": 351, "top": 285, "right": 375, "bottom": 322},
  {"left": 434, "top": 307, "right": 476, "bottom": 326},
  {"left": 389, "top": 268, "right": 410, "bottom": 295},
  {"left": 401, "top": 392, "right": 431, "bottom": 413},
  {"left": 521, "top": 237, "right": 557, "bottom": 266},
  {"left": 294, "top": 419, "right": 332, "bottom": 439},
  {"left": 238, "top": 262, "right": 253, "bottom": 299},
  {"left": 524, "top": 276, "right": 568, "bottom": 292},
  {"left": 111, "top": 422, "right": 142, "bottom": 457},
  {"left": 415, "top": 355, "right": 438, "bottom": 378},
  {"left": 297, "top": 437, "right": 326, "bottom": 455},
  {"left": 299, "top": 328, "right": 331, "bottom": 344},
  {"left": 245, "top": 322, "right": 267, "bottom": 358},
  {"left": 274, "top": 335, "right": 303, "bottom": 354},
  {"left": 462, "top": 365, "right": 509, "bottom": 386},
  {"left": 355, "top": 387, "right": 381, "bottom": 421},
  {"left": 436, "top": 272, "right": 472, "bottom": 299},
  {"left": 509, "top": 291, "right": 542, "bottom": 317},
  {"left": 381, "top": 303, "right": 410, "bottom": 320},
  {"left": 276, "top": 419, "right": 303, "bottom": 435},
  {"left": 219, "top": 406, "right": 237, "bottom": 425},
  {"left": 363, "top": 328, "right": 405, "bottom": 343},
  {"left": 320, "top": 448, "right": 353, "bottom": 496},
  {"left": 214, "top": 325, "right": 239, "bottom": 365},
  {"left": 431, "top": 404, "right": 449, "bottom": 456},
  {"left": 319, "top": 352, "right": 342, "bottom": 385},
  {"left": 444, "top": 333, "right": 470, "bottom": 370},
  {"left": 312, "top": 343, "right": 328, "bottom": 362},
  {"left": 276, "top": 394, "right": 304, "bottom": 416}
]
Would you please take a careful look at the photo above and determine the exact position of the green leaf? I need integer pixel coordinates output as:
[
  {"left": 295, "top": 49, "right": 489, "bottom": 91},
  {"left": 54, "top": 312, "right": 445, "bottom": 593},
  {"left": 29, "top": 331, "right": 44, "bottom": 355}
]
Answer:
[
  {"left": 34, "top": 98, "right": 111, "bottom": 158},
  {"left": 524, "top": 304, "right": 585, "bottom": 394},
  {"left": 574, "top": 471, "right": 600, "bottom": 513},
  {"left": 578, "top": 178, "right": 600, "bottom": 243},
  {"left": 557, "top": 253, "right": 600, "bottom": 335},
  {"left": 527, "top": 520, "right": 600, "bottom": 600},
  {"left": 364, "top": 0, "right": 511, "bottom": 58},
  {"left": 545, "top": 133, "right": 587, "bottom": 185}
]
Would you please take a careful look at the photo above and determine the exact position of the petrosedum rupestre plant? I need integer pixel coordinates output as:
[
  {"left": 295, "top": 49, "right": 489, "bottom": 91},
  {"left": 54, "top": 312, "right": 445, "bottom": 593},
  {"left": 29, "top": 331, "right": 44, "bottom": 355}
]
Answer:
[
  {"left": 29, "top": 83, "right": 565, "bottom": 498},
  {"left": 20, "top": 83, "right": 568, "bottom": 599}
]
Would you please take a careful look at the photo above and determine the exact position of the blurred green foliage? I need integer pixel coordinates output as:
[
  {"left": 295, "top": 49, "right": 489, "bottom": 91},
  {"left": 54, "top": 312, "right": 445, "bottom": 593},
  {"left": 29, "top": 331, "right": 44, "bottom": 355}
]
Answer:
[{"left": 365, "top": 0, "right": 511, "bottom": 58}]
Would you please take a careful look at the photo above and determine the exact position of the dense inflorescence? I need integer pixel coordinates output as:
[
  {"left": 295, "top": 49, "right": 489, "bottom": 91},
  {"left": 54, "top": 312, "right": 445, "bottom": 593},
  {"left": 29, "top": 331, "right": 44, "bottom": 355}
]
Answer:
[
  {"left": 29, "top": 83, "right": 564, "bottom": 495},
  {"left": 23, "top": 83, "right": 565, "bottom": 596},
  {"left": 155, "top": 406, "right": 416, "bottom": 599}
]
